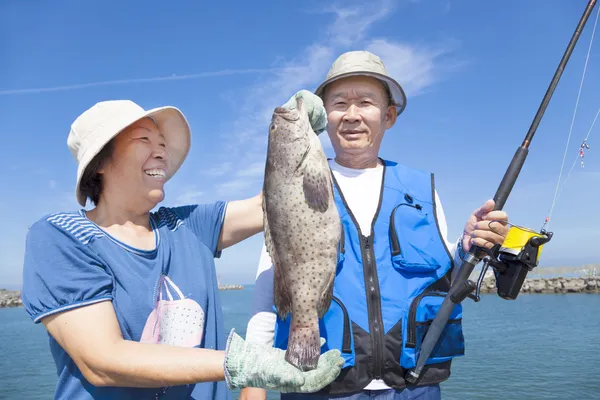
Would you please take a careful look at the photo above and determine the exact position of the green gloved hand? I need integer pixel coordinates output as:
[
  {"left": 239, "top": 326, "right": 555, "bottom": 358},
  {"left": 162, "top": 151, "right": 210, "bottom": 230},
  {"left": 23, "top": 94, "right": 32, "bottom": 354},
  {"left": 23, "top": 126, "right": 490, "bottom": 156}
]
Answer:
[
  {"left": 282, "top": 90, "right": 327, "bottom": 135},
  {"left": 223, "top": 329, "right": 344, "bottom": 393}
]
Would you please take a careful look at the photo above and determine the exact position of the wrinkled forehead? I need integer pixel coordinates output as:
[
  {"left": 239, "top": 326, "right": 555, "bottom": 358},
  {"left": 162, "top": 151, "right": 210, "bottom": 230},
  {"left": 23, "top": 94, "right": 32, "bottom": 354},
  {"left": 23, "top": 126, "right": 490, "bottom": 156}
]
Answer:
[
  {"left": 328, "top": 88, "right": 383, "bottom": 100},
  {"left": 323, "top": 76, "right": 389, "bottom": 101}
]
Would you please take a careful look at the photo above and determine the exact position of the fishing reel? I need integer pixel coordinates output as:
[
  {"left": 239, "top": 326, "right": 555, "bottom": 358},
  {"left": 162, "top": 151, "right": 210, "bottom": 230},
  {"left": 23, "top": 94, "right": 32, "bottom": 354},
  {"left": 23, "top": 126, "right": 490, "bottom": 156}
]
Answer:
[{"left": 471, "top": 225, "right": 554, "bottom": 301}]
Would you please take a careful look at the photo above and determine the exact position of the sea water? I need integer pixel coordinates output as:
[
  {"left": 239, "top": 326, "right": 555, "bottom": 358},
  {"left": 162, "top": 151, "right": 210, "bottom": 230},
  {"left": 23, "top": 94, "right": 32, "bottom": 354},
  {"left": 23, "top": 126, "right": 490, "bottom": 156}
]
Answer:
[{"left": 1, "top": 286, "right": 598, "bottom": 399}]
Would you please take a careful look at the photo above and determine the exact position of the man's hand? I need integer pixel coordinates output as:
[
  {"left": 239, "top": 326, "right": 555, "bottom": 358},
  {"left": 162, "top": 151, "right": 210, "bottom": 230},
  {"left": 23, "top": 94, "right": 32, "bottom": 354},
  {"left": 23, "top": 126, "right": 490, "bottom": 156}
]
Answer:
[
  {"left": 282, "top": 90, "right": 327, "bottom": 135},
  {"left": 461, "top": 199, "right": 509, "bottom": 253}
]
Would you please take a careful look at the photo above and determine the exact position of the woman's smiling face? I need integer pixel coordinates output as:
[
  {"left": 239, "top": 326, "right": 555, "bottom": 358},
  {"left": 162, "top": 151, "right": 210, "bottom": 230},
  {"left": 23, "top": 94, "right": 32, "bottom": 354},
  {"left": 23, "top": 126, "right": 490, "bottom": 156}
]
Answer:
[{"left": 98, "top": 117, "right": 170, "bottom": 208}]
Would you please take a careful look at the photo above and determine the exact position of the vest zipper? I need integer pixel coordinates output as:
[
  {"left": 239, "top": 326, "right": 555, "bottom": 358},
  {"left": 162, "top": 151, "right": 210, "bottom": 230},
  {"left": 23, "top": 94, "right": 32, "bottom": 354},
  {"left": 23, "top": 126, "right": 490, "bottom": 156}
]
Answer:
[
  {"left": 330, "top": 161, "right": 387, "bottom": 381},
  {"left": 332, "top": 296, "right": 352, "bottom": 353},
  {"left": 406, "top": 291, "right": 446, "bottom": 348},
  {"left": 361, "top": 234, "right": 384, "bottom": 379}
]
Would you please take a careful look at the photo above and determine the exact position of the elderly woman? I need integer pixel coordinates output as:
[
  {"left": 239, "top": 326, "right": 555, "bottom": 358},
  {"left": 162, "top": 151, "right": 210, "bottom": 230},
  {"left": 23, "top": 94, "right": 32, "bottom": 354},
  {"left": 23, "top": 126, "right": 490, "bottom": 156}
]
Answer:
[{"left": 21, "top": 100, "right": 343, "bottom": 400}]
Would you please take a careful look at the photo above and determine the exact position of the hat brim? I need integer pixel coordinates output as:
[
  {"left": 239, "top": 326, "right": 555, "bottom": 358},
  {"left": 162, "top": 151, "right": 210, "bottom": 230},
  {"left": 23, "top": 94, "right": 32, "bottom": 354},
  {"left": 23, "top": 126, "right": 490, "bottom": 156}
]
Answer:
[
  {"left": 314, "top": 71, "right": 407, "bottom": 116},
  {"left": 75, "top": 106, "right": 191, "bottom": 207}
]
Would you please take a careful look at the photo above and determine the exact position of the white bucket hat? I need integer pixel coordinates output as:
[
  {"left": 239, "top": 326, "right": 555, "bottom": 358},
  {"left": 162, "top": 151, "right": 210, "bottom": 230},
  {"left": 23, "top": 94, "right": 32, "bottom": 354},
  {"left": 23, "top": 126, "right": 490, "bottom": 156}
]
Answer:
[
  {"left": 314, "top": 50, "right": 407, "bottom": 116},
  {"left": 67, "top": 100, "right": 191, "bottom": 206}
]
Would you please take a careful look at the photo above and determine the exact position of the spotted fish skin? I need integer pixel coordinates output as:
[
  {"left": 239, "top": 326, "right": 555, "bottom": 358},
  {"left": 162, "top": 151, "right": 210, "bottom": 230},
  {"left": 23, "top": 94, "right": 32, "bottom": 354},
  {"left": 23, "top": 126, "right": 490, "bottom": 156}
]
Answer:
[{"left": 262, "top": 97, "right": 341, "bottom": 372}]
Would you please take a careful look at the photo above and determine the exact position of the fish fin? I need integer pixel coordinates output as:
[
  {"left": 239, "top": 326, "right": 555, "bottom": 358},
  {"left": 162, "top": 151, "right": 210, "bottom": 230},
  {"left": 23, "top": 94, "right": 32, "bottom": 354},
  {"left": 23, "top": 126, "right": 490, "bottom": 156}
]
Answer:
[
  {"left": 294, "top": 141, "right": 312, "bottom": 175},
  {"left": 285, "top": 321, "right": 320, "bottom": 371},
  {"left": 273, "top": 263, "right": 293, "bottom": 320},
  {"left": 302, "top": 147, "right": 332, "bottom": 213},
  {"left": 317, "top": 271, "right": 335, "bottom": 318}
]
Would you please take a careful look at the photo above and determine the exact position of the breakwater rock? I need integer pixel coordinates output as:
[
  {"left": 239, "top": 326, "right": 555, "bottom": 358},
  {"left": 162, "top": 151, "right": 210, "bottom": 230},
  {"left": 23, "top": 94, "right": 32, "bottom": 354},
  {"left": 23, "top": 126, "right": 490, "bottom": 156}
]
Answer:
[
  {"left": 218, "top": 284, "right": 244, "bottom": 291},
  {"left": 0, "top": 285, "right": 244, "bottom": 308},
  {"left": 0, "top": 289, "right": 22, "bottom": 308},
  {"left": 476, "top": 277, "right": 600, "bottom": 294}
]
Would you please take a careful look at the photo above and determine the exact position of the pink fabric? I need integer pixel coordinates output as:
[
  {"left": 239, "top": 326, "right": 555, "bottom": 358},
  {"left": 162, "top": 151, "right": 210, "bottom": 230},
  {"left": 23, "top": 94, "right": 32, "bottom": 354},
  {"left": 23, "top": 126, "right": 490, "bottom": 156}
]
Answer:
[{"left": 140, "top": 275, "right": 205, "bottom": 347}]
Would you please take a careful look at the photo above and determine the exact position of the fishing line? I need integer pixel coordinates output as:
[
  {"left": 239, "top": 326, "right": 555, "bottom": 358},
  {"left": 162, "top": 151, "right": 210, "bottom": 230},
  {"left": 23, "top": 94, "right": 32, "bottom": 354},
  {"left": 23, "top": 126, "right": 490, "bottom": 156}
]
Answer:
[
  {"left": 553, "top": 104, "right": 600, "bottom": 202},
  {"left": 545, "top": 4, "right": 600, "bottom": 230}
]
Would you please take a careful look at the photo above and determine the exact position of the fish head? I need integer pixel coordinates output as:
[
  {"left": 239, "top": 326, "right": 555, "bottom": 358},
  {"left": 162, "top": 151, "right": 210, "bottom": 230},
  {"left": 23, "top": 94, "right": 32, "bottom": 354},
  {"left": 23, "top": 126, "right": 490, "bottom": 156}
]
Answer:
[
  {"left": 270, "top": 97, "right": 312, "bottom": 141},
  {"left": 267, "top": 97, "right": 314, "bottom": 172}
]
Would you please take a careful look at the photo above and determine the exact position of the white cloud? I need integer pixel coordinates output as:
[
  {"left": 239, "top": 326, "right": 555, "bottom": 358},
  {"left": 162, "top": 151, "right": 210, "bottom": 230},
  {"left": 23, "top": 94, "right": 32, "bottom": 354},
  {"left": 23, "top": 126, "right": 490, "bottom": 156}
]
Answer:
[
  {"left": 174, "top": 186, "right": 205, "bottom": 205},
  {"left": 323, "top": 0, "right": 396, "bottom": 46},
  {"left": 215, "top": 0, "right": 463, "bottom": 181},
  {"left": 365, "top": 38, "right": 462, "bottom": 97},
  {"left": 147, "top": 1, "right": 462, "bottom": 209},
  {"left": 200, "top": 162, "right": 233, "bottom": 177},
  {"left": 235, "top": 162, "right": 265, "bottom": 178},
  {"left": 216, "top": 178, "right": 260, "bottom": 196}
]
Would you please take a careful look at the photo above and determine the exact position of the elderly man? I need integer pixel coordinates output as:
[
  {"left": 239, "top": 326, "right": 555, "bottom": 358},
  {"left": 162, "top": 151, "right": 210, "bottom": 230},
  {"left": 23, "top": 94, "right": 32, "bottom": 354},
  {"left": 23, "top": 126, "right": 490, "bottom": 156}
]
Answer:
[{"left": 240, "top": 50, "right": 509, "bottom": 400}]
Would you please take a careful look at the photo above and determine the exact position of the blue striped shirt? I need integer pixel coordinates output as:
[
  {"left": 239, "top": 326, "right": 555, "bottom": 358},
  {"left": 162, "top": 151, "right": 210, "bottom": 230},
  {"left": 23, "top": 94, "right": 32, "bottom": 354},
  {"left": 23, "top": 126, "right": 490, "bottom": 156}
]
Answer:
[{"left": 21, "top": 202, "right": 231, "bottom": 400}]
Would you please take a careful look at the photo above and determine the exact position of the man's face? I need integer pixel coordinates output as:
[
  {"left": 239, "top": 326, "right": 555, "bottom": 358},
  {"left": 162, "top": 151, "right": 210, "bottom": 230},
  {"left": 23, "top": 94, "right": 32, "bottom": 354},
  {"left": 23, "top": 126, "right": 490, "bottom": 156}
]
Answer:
[{"left": 323, "top": 75, "right": 397, "bottom": 159}]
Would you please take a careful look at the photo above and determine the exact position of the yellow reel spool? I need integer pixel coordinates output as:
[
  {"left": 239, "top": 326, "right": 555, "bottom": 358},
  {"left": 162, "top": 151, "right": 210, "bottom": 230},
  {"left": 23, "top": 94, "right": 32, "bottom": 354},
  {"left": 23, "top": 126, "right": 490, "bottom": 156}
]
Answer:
[{"left": 501, "top": 224, "right": 545, "bottom": 260}]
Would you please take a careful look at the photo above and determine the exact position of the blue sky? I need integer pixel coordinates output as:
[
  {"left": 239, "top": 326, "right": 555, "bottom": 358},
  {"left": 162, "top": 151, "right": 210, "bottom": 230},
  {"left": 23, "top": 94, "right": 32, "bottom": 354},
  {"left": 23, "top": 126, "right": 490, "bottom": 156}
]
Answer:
[{"left": 1, "top": 0, "right": 599, "bottom": 289}]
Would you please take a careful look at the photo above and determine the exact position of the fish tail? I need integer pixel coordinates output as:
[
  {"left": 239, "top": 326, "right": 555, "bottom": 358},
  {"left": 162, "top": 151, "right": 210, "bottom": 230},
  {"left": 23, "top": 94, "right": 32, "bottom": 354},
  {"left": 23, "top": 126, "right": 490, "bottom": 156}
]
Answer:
[{"left": 285, "top": 319, "right": 321, "bottom": 372}]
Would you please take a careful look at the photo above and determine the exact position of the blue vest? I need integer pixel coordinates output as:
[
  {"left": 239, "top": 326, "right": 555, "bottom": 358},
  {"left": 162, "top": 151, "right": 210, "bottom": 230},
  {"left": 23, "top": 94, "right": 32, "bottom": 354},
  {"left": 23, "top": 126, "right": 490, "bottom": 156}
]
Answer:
[{"left": 273, "top": 159, "right": 465, "bottom": 394}]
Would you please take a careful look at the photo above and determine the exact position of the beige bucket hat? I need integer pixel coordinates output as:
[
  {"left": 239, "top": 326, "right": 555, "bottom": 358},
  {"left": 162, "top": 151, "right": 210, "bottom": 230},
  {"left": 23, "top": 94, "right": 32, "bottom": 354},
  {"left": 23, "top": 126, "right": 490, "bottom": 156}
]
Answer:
[
  {"left": 67, "top": 100, "right": 191, "bottom": 206},
  {"left": 314, "top": 50, "right": 407, "bottom": 116}
]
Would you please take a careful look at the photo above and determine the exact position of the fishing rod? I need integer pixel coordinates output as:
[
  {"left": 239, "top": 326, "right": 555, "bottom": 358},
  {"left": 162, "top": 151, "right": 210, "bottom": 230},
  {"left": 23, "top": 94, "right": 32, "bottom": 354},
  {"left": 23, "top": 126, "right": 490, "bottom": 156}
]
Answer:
[{"left": 406, "top": 0, "right": 598, "bottom": 384}]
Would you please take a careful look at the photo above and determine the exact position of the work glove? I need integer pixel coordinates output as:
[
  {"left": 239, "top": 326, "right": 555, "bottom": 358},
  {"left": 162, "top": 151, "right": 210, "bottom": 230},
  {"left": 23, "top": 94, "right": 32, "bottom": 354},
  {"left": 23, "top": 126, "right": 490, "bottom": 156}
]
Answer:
[
  {"left": 282, "top": 90, "right": 327, "bottom": 135},
  {"left": 223, "top": 329, "right": 344, "bottom": 393}
]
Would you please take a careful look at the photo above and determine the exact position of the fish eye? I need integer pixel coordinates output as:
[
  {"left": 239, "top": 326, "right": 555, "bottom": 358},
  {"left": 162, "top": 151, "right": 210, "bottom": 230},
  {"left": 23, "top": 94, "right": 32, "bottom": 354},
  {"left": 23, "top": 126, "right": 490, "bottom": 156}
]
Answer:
[{"left": 269, "top": 123, "right": 277, "bottom": 133}]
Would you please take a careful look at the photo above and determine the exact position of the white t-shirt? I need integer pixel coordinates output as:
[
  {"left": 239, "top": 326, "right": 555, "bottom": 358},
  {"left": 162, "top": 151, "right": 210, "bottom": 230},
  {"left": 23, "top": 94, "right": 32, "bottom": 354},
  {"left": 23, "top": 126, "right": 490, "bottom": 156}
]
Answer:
[{"left": 246, "top": 159, "right": 462, "bottom": 391}]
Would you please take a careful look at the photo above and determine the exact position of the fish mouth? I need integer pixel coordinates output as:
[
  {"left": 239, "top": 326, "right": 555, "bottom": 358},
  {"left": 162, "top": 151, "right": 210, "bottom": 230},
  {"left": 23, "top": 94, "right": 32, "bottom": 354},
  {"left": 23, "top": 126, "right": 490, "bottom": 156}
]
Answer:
[
  {"left": 274, "top": 97, "right": 305, "bottom": 122},
  {"left": 273, "top": 106, "right": 300, "bottom": 122}
]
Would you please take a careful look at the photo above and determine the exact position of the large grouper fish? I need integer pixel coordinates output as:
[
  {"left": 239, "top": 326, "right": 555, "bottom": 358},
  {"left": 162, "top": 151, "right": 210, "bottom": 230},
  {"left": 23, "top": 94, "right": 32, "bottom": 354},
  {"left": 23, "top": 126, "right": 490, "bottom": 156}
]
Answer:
[{"left": 262, "top": 96, "right": 341, "bottom": 372}]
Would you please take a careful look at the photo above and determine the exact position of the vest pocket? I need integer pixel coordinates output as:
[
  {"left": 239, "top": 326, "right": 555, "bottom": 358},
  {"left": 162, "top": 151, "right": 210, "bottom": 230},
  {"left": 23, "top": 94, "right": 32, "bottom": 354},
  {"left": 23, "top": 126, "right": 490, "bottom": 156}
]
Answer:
[
  {"left": 331, "top": 297, "right": 352, "bottom": 354},
  {"left": 400, "top": 291, "right": 465, "bottom": 369},
  {"left": 322, "top": 296, "right": 355, "bottom": 368},
  {"left": 272, "top": 295, "right": 355, "bottom": 369},
  {"left": 389, "top": 202, "right": 445, "bottom": 273}
]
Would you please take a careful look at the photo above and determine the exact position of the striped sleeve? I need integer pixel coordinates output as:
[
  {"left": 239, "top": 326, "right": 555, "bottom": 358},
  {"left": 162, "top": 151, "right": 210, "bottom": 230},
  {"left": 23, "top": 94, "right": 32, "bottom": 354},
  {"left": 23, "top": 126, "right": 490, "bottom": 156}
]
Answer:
[{"left": 21, "top": 215, "right": 113, "bottom": 324}]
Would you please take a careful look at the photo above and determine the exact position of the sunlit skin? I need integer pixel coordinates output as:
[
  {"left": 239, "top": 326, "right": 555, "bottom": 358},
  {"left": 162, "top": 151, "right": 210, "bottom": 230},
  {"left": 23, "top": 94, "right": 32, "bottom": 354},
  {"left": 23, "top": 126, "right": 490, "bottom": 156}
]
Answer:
[
  {"left": 323, "top": 75, "right": 397, "bottom": 170},
  {"left": 321, "top": 75, "right": 507, "bottom": 252},
  {"left": 85, "top": 117, "right": 168, "bottom": 250},
  {"left": 102, "top": 118, "right": 168, "bottom": 207},
  {"left": 239, "top": 73, "right": 510, "bottom": 400},
  {"left": 41, "top": 115, "right": 267, "bottom": 388}
]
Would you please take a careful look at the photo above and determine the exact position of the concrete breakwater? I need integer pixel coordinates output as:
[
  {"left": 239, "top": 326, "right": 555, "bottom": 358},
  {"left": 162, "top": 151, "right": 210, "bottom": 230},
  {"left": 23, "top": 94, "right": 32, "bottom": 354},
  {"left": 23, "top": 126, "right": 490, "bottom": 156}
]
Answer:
[
  {"left": 0, "top": 289, "right": 22, "bottom": 308},
  {"left": 218, "top": 284, "right": 244, "bottom": 291},
  {"left": 2, "top": 276, "right": 598, "bottom": 309},
  {"left": 476, "top": 276, "right": 600, "bottom": 294},
  {"left": 0, "top": 285, "right": 244, "bottom": 309}
]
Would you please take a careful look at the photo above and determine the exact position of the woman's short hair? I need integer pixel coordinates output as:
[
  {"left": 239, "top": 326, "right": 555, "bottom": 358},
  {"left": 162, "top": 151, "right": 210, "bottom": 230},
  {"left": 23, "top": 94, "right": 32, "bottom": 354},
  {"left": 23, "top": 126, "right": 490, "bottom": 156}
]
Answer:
[{"left": 79, "top": 139, "right": 115, "bottom": 206}]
